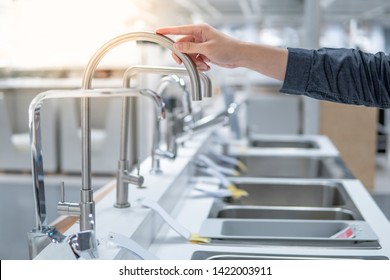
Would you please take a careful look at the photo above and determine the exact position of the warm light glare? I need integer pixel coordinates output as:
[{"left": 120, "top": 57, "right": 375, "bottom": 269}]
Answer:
[{"left": 0, "top": 0, "right": 161, "bottom": 68}]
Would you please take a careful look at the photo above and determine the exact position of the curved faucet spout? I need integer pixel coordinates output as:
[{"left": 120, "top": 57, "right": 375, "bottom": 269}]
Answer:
[{"left": 82, "top": 32, "right": 202, "bottom": 99}]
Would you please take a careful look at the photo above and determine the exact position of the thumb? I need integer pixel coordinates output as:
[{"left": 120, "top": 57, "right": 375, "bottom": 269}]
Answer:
[{"left": 174, "top": 41, "right": 203, "bottom": 54}]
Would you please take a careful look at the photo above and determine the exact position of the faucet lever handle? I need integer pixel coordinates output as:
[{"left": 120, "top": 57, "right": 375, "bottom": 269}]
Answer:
[
  {"left": 57, "top": 181, "right": 81, "bottom": 217},
  {"left": 136, "top": 159, "right": 140, "bottom": 176},
  {"left": 60, "top": 181, "right": 65, "bottom": 202}
]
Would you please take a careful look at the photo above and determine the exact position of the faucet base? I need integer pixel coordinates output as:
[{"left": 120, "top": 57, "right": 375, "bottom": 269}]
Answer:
[
  {"left": 114, "top": 202, "right": 131, "bottom": 208},
  {"left": 28, "top": 226, "right": 66, "bottom": 259}
]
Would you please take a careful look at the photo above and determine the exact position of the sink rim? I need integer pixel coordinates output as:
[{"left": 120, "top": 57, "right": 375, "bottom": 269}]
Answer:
[
  {"left": 199, "top": 218, "right": 379, "bottom": 242},
  {"left": 212, "top": 205, "right": 358, "bottom": 220},
  {"left": 191, "top": 250, "right": 389, "bottom": 260},
  {"left": 249, "top": 139, "right": 320, "bottom": 149}
]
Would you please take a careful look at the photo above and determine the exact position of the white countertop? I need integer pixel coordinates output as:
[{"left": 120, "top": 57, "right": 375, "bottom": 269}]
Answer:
[{"left": 35, "top": 131, "right": 390, "bottom": 260}]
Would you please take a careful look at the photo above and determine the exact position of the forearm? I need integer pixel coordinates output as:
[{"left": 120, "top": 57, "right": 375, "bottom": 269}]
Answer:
[{"left": 236, "top": 42, "right": 288, "bottom": 81}]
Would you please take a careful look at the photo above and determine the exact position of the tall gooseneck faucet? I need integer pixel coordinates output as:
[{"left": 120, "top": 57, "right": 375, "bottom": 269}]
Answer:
[
  {"left": 81, "top": 32, "right": 202, "bottom": 208},
  {"left": 28, "top": 89, "right": 155, "bottom": 259}
]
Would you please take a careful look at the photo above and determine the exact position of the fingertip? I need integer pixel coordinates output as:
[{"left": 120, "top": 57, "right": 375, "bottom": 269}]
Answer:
[
  {"left": 197, "top": 63, "right": 211, "bottom": 72},
  {"left": 154, "top": 27, "right": 167, "bottom": 34}
]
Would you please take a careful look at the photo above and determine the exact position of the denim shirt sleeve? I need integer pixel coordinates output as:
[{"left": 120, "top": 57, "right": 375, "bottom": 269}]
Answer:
[{"left": 280, "top": 47, "right": 390, "bottom": 108}]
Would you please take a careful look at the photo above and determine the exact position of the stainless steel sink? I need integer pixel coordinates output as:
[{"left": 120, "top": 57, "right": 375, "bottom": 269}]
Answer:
[
  {"left": 233, "top": 155, "right": 354, "bottom": 179},
  {"left": 219, "top": 220, "right": 352, "bottom": 238},
  {"left": 199, "top": 219, "right": 380, "bottom": 248},
  {"left": 212, "top": 205, "right": 356, "bottom": 220},
  {"left": 230, "top": 181, "right": 343, "bottom": 207},
  {"left": 249, "top": 139, "right": 319, "bottom": 149},
  {"left": 207, "top": 180, "right": 363, "bottom": 220},
  {"left": 210, "top": 180, "right": 364, "bottom": 219},
  {"left": 228, "top": 181, "right": 358, "bottom": 208},
  {"left": 191, "top": 251, "right": 389, "bottom": 260}
]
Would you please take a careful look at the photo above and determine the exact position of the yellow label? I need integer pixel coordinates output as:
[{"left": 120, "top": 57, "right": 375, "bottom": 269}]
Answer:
[
  {"left": 227, "top": 184, "right": 249, "bottom": 199},
  {"left": 189, "top": 233, "right": 210, "bottom": 244}
]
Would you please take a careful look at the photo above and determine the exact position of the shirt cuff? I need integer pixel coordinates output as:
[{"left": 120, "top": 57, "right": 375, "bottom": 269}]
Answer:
[{"left": 280, "top": 48, "right": 313, "bottom": 95}]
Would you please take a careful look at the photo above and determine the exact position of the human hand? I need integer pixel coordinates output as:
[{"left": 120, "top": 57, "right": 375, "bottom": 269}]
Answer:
[{"left": 156, "top": 23, "right": 242, "bottom": 71}]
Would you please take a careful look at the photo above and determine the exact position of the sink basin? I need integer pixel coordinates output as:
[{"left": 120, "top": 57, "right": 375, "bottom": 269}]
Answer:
[
  {"left": 232, "top": 155, "right": 354, "bottom": 179},
  {"left": 230, "top": 182, "right": 344, "bottom": 207},
  {"left": 191, "top": 251, "right": 389, "bottom": 260},
  {"left": 199, "top": 219, "right": 379, "bottom": 248},
  {"left": 222, "top": 181, "right": 363, "bottom": 219},
  {"left": 219, "top": 220, "right": 350, "bottom": 238},
  {"left": 228, "top": 180, "right": 355, "bottom": 206},
  {"left": 249, "top": 139, "right": 319, "bottom": 149},
  {"left": 207, "top": 180, "right": 363, "bottom": 219},
  {"left": 212, "top": 205, "right": 356, "bottom": 220}
]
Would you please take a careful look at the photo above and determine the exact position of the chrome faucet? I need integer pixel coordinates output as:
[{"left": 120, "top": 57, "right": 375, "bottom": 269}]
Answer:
[
  {"left": 148, "top": 75, "right": 188, "bottom": 174},
  {"left": 140, "top": 88, "right": 172, "bottom": 174},
  {"left": 122, "top": 65, "right": 212, "bottom": 174},
  {"left": 115, "top": 89, "right": 166, "bottom": 205},
  {"left": 28, "top": 88, "right": 154, "bottom": 259},
  {"left": 154, "top": 75, "right": 191, "bottom": 168},
  {"left": 82, "top": 33, "right": 202, "bottom": 209}
]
